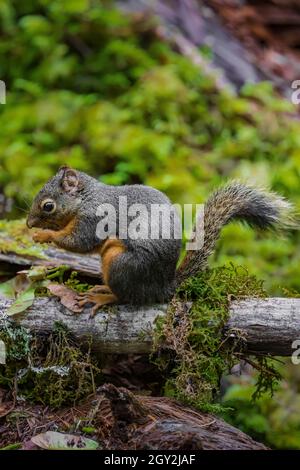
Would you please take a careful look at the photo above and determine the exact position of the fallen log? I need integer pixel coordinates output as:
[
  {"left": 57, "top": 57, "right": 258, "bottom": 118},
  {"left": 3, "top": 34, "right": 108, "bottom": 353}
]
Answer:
[
  {"left": 0, "top": 296, "right": 299, "bottom": 355},
  {"left": 85, "top": 383, "right": 268, "bottom": 450},
  {"left": 121, "top": 0, "right": 296, "bottom": 98}
]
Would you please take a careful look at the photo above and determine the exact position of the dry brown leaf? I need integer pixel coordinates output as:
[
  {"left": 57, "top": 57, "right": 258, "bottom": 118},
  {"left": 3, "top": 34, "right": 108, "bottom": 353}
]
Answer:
[
  {"left": 47, "top": 283, "right": 83, "bottom": 313},
  {"left": 0, "top": 401, "right": 15, "bottom": 418}
]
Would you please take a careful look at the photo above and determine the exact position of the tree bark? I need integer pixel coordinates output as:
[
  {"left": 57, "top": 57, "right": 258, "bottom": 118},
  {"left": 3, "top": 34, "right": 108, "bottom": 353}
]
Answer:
[
  {"left": 1, "top": 295, "right": 299, "bottom": 356},
  {"left": 87, "top": 383, "right": 268, "bottom": 449},
  {"left": 0, "top": 246, "right": 101, "bottom": 278},
  {"left": 226, "top": 297, "right": 300, "bottom": 356}
]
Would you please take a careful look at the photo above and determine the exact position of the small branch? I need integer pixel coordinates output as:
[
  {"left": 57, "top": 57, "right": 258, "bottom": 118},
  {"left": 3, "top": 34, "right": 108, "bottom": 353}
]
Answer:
[{"left": 0, "top": 247, "right": 101, "bottom": 278}]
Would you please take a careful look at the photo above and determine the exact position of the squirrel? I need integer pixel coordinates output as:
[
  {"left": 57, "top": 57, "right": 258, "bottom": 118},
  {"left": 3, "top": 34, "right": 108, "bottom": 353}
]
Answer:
[{"left": 26, "top": 166, "right": 293, "bottom": 316}]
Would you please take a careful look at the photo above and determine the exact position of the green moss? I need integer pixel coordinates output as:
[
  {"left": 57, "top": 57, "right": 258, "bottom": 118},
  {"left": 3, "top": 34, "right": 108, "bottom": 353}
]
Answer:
[
  {"left": 64, "top": 271, "right": 92, "bottom": 293},
  {"left": 0, "top": 443, "right": 22, "bottom": 450},
  {"left": 0, "top": 321, "right": 100, "bottom": 408},
  {"left": 153, "top": 264, "right": 279, "bottom": 412},
  {"left": 82, "top": 427, "right": 97, "bottom": 435},
  {"left": 0, "top": 219, "right": 46, "bottom": 259},
  {"left": 0, "top": 321, "right": 31, "bottom": 387},
  {"left": 0, "top": 322, "right": 31, "bottom": 362},
  {"left": 221, "top": 360, "right": 300, "bottom": 449}
]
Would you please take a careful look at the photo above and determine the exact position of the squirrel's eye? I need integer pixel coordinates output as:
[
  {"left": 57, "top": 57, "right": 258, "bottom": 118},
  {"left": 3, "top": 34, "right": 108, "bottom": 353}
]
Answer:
[{"left": 41, "top": 200, "right": 56, "bottom": 214}]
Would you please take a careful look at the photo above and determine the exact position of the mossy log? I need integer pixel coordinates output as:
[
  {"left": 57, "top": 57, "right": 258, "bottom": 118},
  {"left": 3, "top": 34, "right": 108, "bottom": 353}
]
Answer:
[{"left": 0, "top": 296, "right": 299, "bottom": 355}]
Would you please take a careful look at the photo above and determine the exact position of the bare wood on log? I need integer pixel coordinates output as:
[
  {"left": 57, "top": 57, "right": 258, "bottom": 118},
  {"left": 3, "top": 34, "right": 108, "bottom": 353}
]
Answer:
[
  {"left": 0, "top": 296, "right": 299, "bottom": 355},
  {"left": 0, "top": 246, "right": 101, "bottom": 278},
  {"left": 226, "top": 297, "right": 300, "bottom": 356}
]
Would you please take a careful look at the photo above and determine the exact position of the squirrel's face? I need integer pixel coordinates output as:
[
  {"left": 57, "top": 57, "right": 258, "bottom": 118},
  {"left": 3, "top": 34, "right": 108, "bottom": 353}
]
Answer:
[{"left": 26, "top": 166, "right": 83, "bottom": 230}]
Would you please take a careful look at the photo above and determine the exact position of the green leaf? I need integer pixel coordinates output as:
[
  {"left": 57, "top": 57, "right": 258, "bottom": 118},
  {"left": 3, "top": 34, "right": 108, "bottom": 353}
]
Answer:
[
  {"left": 0, "top": 279, "right": 15, "bottom": 298},
  {"left": 6, "top": 286, "right": 36, "bottom": 316},
  {"left": 0, "top": 443, "right": 22, "bottom": 451},
  {"left": 31, "top": 431, "right": 99, "bottom": 450}
]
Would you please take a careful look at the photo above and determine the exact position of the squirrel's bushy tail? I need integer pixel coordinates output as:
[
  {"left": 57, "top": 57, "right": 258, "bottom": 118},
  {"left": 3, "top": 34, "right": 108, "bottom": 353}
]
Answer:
[{"left": 176, "top": 182, "right": 295, "bottom": 286}]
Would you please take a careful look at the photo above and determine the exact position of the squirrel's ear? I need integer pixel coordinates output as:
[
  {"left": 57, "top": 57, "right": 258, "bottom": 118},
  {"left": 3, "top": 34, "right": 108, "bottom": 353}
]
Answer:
[{"left": 61, "top": 168, "right": 80, "bottom": 194}]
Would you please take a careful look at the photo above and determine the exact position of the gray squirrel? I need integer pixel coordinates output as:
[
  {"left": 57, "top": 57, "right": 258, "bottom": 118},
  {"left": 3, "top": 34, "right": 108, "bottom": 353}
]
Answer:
[{"left": 26, "top": 166, "right": 293, "bottom": 316}]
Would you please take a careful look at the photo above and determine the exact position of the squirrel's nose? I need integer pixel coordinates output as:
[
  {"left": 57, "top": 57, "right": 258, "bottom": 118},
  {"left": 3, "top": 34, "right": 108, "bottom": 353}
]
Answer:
[{"left": 26, "top": 216, "right": 36, "bottom": 229}]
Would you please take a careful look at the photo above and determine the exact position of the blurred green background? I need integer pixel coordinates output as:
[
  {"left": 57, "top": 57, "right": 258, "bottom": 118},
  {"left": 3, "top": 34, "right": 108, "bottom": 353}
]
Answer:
[{"left": 0, "top": 0, "right": 300, "bottom": 448}]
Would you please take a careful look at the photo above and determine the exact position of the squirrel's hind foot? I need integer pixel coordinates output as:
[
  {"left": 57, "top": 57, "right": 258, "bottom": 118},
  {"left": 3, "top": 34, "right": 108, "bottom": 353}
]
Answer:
[
  {"left": 77, "top": 286, "right": 117, "bottom": 317},
  {"left": 82, "top": 285, "right": 113, "bottom": 295}
]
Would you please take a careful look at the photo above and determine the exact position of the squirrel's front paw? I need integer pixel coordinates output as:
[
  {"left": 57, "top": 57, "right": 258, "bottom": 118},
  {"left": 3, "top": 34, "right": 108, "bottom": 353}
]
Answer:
[{"left": 32, "top": 230, "right": 54, "bottom": 244}]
